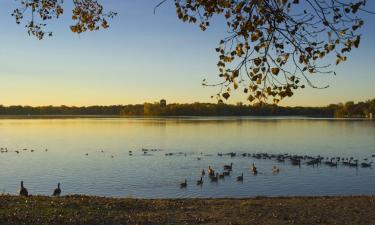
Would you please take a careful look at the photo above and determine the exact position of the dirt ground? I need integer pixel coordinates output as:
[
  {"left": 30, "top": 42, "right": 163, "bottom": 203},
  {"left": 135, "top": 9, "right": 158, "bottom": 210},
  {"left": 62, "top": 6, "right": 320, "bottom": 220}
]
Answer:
[{"left": 0, "top": 195, "right": 375, "bottom": 225}]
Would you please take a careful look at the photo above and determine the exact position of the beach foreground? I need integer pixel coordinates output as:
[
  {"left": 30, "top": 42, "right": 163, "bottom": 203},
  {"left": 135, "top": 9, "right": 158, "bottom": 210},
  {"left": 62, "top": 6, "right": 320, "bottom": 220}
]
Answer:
[{"left": 0, "top": 195, "right": 374, "bottom": 225}]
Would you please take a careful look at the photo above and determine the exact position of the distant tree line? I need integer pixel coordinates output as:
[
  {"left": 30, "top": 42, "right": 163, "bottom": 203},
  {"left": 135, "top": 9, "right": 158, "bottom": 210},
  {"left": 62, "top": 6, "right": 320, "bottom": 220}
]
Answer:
[{"left": 0, "top": 99, "right": 374, "bottom": 118}]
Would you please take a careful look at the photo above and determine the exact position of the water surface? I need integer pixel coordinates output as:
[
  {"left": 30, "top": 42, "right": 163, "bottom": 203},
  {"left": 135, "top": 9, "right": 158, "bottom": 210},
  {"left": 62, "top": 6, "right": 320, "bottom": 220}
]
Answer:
[{"left": 0, "top": 117, "right": 374, "bottom": 198}]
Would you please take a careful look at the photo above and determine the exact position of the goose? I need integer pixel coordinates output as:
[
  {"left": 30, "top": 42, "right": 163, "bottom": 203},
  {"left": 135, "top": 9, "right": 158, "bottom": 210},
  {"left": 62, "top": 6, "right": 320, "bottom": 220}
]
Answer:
[
  {"left": 219, "top": 173, "right": 225, "bottom": 179},
  {"left": 19, "top": 181, "right": 28, "bottom": 197},
  {"left": 342, "top": 159, "right": 352, "bottom": 166},
  {"left": 251, "top": 163, "right": 258, "bottom": 174},
  {"left": 208, "top": 166, "right": 215, "bottom": 177},
  {"left": 237, "top": 173, "right": 243, "bottom": 181},
  {"left": 349, "top": 160, "right": 359, "bottom": 167},
  {"left": 180, "top": 179, "right": 187, "bottom": 188},
  {"left": 272, "top": 166, "right": 280, "bottom": 173},
  {"left": 224, "top": 163, "right": 233, "bottom": 171},
  {"left": 197, "top": 177, "right": 203, "bottom": 185},
  {"left": 53, "top": 183, "right": 61, "bottom": 196},
  {"left": 210, "top": 173, "right": 218, "bottom": 182},
  {"left": 361, "top": 162, "right": 373, "bottom": 168}
]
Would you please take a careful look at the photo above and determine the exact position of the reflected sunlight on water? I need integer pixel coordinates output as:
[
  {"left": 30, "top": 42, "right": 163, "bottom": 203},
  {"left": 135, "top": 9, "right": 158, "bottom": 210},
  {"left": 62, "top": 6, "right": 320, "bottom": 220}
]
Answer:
[{"left": 0, "top": 117, "right": 374, "bottom": 198}]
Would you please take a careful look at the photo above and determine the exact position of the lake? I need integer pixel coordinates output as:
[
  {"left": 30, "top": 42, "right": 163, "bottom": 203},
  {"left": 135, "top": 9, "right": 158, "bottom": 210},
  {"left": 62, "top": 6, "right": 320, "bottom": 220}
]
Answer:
[{"left": 0, "top": 117, "right": 374, "bottom": 198}]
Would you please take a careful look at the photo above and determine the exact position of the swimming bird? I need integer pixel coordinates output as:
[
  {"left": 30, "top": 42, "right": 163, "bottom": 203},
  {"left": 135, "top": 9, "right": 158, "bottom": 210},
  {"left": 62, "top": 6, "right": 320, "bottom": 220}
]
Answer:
[
  {"left": 251, "top": 163, "right": 258, "bottom": 174},
  {"left": 180, "top": 179, "right": 187, "bottom": 188},
  {"left": 53, "top": 183, "right": 61, "bottom": 196},
  {"left": 219, "top": 173, "right": 225, "bottom": 179},
  {"left": 349, "top": 159, "right": 359, "bottom": 167},
  {"left": 208, "top": 166, "right": 215, "bottom": 177},
  {"left": 19, "top": 181, "right": 28, "bottom": 197},
  {"left": 210, "top": 173, "right": 218, "bottom": 182},
  {"left": 361, "top": 162, "right": 373, "bottom": 168},
  {"left": 197, "top": 177, "right": 203, "bottom": 185},
  {"left": 237, "top": 173, "right": 243, "bottom": 181},
  {"left": 272, "top": 166, "right": 280, "bottom": 173},
  {"left": 224, "top": 163, "right": 233, "bottom": 171}
]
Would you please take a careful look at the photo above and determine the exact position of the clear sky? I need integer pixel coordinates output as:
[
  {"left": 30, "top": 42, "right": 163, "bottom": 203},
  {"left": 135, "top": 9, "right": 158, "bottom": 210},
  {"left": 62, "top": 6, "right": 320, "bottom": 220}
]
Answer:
[{"left": 0, "top": 0, "right": 374, "bottom": 107}]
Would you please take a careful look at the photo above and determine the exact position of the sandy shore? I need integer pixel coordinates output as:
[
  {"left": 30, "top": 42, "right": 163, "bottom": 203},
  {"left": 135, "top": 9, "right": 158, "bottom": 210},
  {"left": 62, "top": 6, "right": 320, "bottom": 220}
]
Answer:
[{"left": 0, "top": 195, "right": 374, "bottom": 224}]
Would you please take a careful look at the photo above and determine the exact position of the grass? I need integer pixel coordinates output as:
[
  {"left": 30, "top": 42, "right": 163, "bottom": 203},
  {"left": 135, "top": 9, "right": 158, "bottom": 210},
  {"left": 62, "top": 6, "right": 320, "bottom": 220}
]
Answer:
[{"left": 0, "top": 195, "right": 375, "bottom": 224}]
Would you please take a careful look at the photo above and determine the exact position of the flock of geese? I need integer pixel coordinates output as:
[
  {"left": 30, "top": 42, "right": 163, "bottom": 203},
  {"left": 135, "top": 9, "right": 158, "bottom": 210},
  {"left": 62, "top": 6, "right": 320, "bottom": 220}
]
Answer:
[
  {"left": 179, "top": 162, "right": 279, "bottom": 188},
  {"left": 178, "top": 152, "right": 374, "bottom": 188},
  {"left": 3, "top": 147, "right": 374, "bottom": 194},
  {"left": 0, "top": 147, "right": 47, "bottom": 154},
  {"left": 18, "top": 181, "right": 61, "bottom": 197},
  {"left": 2, "top": 146, "right": 374, "bottom": 170}
]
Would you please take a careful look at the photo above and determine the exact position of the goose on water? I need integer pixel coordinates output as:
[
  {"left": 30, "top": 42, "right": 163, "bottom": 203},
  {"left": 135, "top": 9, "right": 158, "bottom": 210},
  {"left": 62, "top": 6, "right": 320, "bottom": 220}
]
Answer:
[
  {"left": 210, "top": 173, "right": 218, "bottom": 182},
  {"left": 180, "top": 179, "right": 187, "bottom": 188},
  {"left": 197, "top": 177, "right": 203, "bottom": 185},
  {"left": 224, "top": 163, "right": 233, "bottom": 171},
  {"left": 237, "top": 173, "right": 243, "bottom": 181}
]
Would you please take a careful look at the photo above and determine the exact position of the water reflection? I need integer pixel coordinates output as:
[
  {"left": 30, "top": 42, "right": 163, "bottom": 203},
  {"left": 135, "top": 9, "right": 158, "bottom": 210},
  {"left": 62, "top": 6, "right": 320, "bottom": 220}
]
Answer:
[{"left": 0, "top": 117, "right": 374, "bottom": 198}]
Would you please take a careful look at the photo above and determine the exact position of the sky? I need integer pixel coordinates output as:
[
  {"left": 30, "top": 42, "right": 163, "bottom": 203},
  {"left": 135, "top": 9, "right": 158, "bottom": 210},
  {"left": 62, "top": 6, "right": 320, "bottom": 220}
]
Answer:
[{"left": 0, "top": 0, "right": 375, "bottom": 107}]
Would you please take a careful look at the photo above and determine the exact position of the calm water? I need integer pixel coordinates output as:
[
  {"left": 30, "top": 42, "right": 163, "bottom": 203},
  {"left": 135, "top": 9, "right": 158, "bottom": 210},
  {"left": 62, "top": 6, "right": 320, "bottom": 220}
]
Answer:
[{"left": 0, "top": 117, "right": 375, "bottom": 198}]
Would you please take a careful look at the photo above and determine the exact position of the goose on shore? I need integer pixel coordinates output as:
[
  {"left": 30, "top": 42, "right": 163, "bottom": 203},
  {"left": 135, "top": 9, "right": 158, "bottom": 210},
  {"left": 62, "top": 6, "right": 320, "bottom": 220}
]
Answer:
[
  {"left": 180, "top": 179, "right": 187, "bottom": 188},
  {"left": 237, "top": 173, "right": 243, "bottom": 181},
  {"left": 19, "top": 181, "right": 28, "bottom": 197},
  {"left": 53, "top": 183, "right": 61, "bottom": 196},
  {"left": 197, "top": 177, "right": 203, "bottom": 185}
]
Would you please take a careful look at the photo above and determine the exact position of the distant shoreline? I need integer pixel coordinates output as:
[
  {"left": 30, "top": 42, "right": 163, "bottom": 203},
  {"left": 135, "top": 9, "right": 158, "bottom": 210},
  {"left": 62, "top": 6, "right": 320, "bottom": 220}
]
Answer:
[
  {"left": 0, "top": 195, "right": 374, "bottom": 224},
  {"left": 0, "top": 115, "right": 372, "bottom": 120}
]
